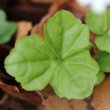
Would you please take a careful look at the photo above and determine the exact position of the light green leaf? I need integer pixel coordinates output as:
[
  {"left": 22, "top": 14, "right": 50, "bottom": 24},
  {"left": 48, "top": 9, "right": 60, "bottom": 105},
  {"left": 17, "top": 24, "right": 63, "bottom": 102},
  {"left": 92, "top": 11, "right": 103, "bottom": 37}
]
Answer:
[
  {"left": 0, "top": 21, "right": 16, "bottom": 44},
  {"left": 96, "top": 71, "right": 105, "bottom": 85},
  {"left": 45, "top": 10, "right": 90, "bottom": 58},
  {"left": 0, "top": 9, "right": 16, "bottom": 44},
  {"left": 97, "top": 51, "right": 110, "bottom": 72},
  {"left": 5, "top": 35, "right": 56, "bottom": 90},
  {"left": 85, "top": 10, "right": 108, "bottom": 35},
  {"left": 106, "top": 9, "right": 110, "bottom": 27},
  {"left": 51, "top": 50, "right": 99, "bottom": 99},
  {"left": 0, "top": 9, "right": 6, "bottom": 21},
  {"left": 86, "top": 9, "right": 110, "bottom": 53},
  {"left": 95, "top": 34, "right": 110, "bottom": 53},
  {"left": 5, "top": 10, "right": 99, "bottom": 99}
]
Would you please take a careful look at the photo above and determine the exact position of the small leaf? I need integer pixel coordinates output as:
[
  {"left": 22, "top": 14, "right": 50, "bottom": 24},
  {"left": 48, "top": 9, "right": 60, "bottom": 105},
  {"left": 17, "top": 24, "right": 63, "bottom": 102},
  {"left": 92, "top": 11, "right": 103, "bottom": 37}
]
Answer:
[
  {"left": 0, "top": 9, "right": 6, "bottom": 21},
  {"left": 5, "top": 10, "right": 99, "bottom": 99},
  {"left": 0, "top": 9, "right": 16, "bottom": 44},
  {"left": 85, "top": 10, "right": 108, "bottom": 35},
  {"left": 96, "top": 51, "right": 110, "bottom": 72},
  {"left": 95, "top": 34, "right": 110, "bottom": 53},
  {"left": 0, "top": 21, "right": 16, "bottom": 44},
  {"left": 86, "top": 9, "right": 110, "bottom": 53},
  {"left": 96, "top": 71, "right": 105, "bottom": 85}
]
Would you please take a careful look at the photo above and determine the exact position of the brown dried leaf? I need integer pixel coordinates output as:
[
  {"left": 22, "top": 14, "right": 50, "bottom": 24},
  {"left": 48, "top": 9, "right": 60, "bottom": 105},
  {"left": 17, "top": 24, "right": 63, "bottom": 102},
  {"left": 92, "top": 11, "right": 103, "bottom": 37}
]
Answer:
[
  {"left": 31, "top": 0, "right": 88, "bottom": 36},
  {"left": 41, "top": 85, "right": 54, "bottom": 98},
  {"left": 71, "top": 99, "right": 87, "bottom": 110},
  {"left": 31, "top": 14, "right": 50, "bottom": 37},
  {"left": 92, "top": 76, "right": 110, "bottom": 110},
  {"left": 0, "top": 79, "right": 42, "bottom": 105},
  {"left": 43, "top": 95, "right": 72, "bottom": 110},
  {"left": 16, "top": 21, "right": 32, "bottom": 39},
  {"left": 42, "top": 95, "right": 88, "bottom": 110},
  {"left": 30, "top": 0, "right": 54, "bottom": 4},
  {"left": 90, "top": 32, "right": 96, "bottom": 43}
]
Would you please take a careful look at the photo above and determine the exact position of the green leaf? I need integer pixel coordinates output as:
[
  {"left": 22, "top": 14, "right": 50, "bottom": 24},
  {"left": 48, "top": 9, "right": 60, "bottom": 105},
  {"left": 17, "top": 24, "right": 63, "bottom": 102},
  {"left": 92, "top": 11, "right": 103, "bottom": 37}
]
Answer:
[
  {"left": 0, "top": 21, "right": 16, "bottom": 44},
  {"left": 86, "top": 9, "right": 110, "bottom": 53},
  {"left": 45, "top": 10, "right": 90, "bottom": 58},
  {"left": 97, "top": 51, "right": 110, "bottom": 72},
  {"left": 5, "top": 35, "right": 56, "bottom": 90},
  {"left": 95, "top": 34, "right": 110, "bottom": 53},
  {"left": 50, "top": 50, "right": 98, "bottom": 99},
  {"left": 5, "top": 10, "right": 99, "bottom": 99},
  {"left": 0, "top": 9, "right": 6, "bottom": 21},
  {"left": 96, "top": 71, "right": 105, "bottom": 85},
  {"left": 85, "top": 10, "right": 108, "bottom": 35},
  {"left": 0, "top": 9, "right": 16, "bottom": 44}
]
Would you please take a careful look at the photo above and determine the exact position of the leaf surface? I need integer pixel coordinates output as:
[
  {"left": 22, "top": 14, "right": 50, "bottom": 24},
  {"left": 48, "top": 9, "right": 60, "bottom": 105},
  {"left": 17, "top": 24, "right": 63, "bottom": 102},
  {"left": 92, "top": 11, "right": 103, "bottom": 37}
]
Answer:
[
  {"left": 0, "top": 9, "right": 6, "bottom": 21},
  {"left": 86, "top": 10, "right": 108, "bottom": 35},
  {"left": 0, "top": 9, "right": 16, "bottom": 44},
  {"left": 5, "top": 10, "right": 99, "bottom": 99},
  {"left": 86, "top": 9, "right": 110, "bottom": 53},
  {"left": 0, "top": 21, "right": 16, "bottom": 44},
  {"left": 51, "top": 51, "right": 98, "bottom": 99},
  {"left": 97, "top": 51, "right": 110, "bottom": 72}
]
